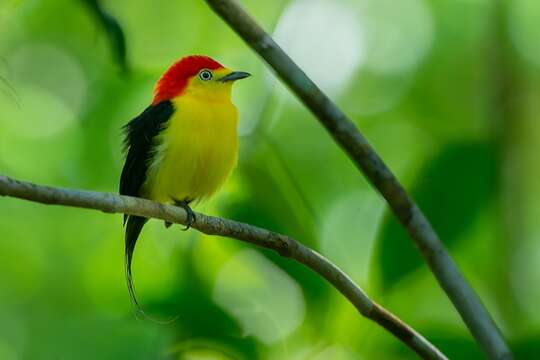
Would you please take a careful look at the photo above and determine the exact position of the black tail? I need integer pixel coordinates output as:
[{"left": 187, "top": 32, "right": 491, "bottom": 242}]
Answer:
[{"left": 124, "top": 215, "right": 147, "bottom": 315}]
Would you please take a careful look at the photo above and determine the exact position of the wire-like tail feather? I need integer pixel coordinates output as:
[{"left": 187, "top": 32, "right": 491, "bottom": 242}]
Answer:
[
  {"left": 124, "top": 215, "right": 180, "bottom": 323},
  {"left": 124, "top": 215, "right": 147, "bottom": 315}
]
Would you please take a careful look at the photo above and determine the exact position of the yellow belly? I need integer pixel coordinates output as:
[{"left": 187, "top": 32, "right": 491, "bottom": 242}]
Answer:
[{"left": 144, "top": 94, "right": 238, "bottom": 204}]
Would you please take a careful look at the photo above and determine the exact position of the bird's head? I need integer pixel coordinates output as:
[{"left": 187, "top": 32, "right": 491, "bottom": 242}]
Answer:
[{"left": 152, "top": 55, "right": 251, "bottom": 104}]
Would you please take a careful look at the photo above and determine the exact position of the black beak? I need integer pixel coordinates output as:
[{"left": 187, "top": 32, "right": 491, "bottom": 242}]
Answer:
[{"left": 219, "top": 71, "right": 251, "bottom": 82}]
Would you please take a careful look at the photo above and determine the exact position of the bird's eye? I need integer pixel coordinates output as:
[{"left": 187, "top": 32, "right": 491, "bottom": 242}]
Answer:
[{"left": 199, "top": 69, "right": 213, "bottom": 81}]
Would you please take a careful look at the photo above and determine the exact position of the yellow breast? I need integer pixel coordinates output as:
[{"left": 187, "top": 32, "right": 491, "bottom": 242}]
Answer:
[{"left": 144, "top": 93, "right": 238, "bottom": 204}]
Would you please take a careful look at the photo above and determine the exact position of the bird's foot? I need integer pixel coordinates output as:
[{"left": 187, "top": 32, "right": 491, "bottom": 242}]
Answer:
[{"left": 172, "top": 199, "right": 196, "bottom": 230}]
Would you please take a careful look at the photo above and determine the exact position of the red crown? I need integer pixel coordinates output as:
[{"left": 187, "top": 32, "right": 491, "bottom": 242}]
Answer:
[{"left": 153, "top": 55, "right": 224, "bottom": 104}]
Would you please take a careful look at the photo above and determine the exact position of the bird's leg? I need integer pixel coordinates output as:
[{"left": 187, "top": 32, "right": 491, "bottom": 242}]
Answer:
[{"left": 172, "top": 198, "right": 196, "bottom": 231}]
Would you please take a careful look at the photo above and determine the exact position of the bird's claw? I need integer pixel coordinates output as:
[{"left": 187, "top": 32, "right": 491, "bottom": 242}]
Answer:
[
  {"left": 182, "top": 207, "right": 196, "bottom": 231},
  {"left": 173, "top": 199, "right": 196, "bottom": 230}
]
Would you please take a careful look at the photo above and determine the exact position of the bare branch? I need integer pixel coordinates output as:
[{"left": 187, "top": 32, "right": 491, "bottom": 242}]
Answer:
[
  {"left": 0, "top": 174, "right": 446, "bottom": 360},
  {"left": 202, "top": 1, "right": 511, "bottom": 359}
]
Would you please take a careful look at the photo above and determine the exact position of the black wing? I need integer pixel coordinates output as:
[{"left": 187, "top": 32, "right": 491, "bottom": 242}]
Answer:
[
  {"left": 120, "top": 100, "right": 174, "bottom": 199},
  {"left": 119, "top": 100, "right": 173, "bottom": 315}
]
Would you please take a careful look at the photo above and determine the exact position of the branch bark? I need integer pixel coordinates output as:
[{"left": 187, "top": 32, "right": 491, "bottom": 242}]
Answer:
[
  {"left": 202, "top": 1, "right": 512, "bottom": 359},
  {"left": 0, "top": 174, "right": 446, "bottom": 360}
]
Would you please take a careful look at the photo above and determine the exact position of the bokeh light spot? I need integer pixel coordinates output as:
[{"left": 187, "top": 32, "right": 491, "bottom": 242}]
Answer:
[
  {"left": 360, "top": 0, "right": 434, "bottom": 75},
  {"left": 509, "top": 0, "right": 540, "bottom": 67},
  {"left": 273, "top": 0, "right": 365, "bottom": 96},
  {"left": 0, "top": 84, "right": 76, "bottom": 139},
  {"left": 321, "top": 190, "right": 384, "bottom": 285},
  {"left": 8, "top": 43, "right": 87, "bottom": 114},
  {"left": 212, "top": 249, "right": 305, "bottom": 345},
  {"left": 0, "top": 340, "right": 18, "bottom": 360}
]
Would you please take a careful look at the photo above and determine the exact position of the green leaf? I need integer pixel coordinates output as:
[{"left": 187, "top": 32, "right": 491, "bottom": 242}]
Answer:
[
  {"left": 375, "top": 142, "right": 497, "bottom": 290},
  {"left": 512, "top": 335, "right": 540, "bottom": 359},
  {"left": 369, "top": 326, "right": 483, "bottom": 360},
  {"left": 419, "top": 330, "right": 483, "bottom": 360}
]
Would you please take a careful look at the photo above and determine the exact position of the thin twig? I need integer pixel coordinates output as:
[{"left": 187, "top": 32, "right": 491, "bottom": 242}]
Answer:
[
  {"left": 0, "top": 174, "right": 446, "bottom": 360},
  {"left": 202, "top": 1, "right": 511, "bottom": 359}
]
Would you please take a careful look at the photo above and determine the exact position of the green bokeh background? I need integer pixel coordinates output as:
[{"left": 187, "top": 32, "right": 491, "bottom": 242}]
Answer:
[{"left": 1, "top": 0, "right": 540, "bottom": 359}]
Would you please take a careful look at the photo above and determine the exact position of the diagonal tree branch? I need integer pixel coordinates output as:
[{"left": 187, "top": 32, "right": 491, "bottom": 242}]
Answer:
[
  {"left": 0, "top": 174, "right": 446, "bottom": 360},
  {"left": 202, "top": 1, "right": 511, "bottom": 359}
]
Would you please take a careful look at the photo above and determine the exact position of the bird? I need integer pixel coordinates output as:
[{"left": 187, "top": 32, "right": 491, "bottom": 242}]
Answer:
[{"left": 119, "top": 55, "right": 250, "bottom": 314}]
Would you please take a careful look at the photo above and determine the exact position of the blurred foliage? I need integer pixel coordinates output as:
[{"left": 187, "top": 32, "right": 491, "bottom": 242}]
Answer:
[
  {"left": 81, "top": 0, "right": 128, "bottom": 72},
  {"left": 1, "top": 0, "right": 540, "bottom": 359},
  {"left": 376, "top": 142, "right": 497, "bottom": 290}
]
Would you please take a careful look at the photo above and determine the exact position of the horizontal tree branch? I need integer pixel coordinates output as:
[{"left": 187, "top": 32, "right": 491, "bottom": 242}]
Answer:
[
  {"left": 0, "top": 174, "right": 446, "bottom": 360},
  {"left": 202, "top": 1, "right": 511, "bottom": 359}
]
